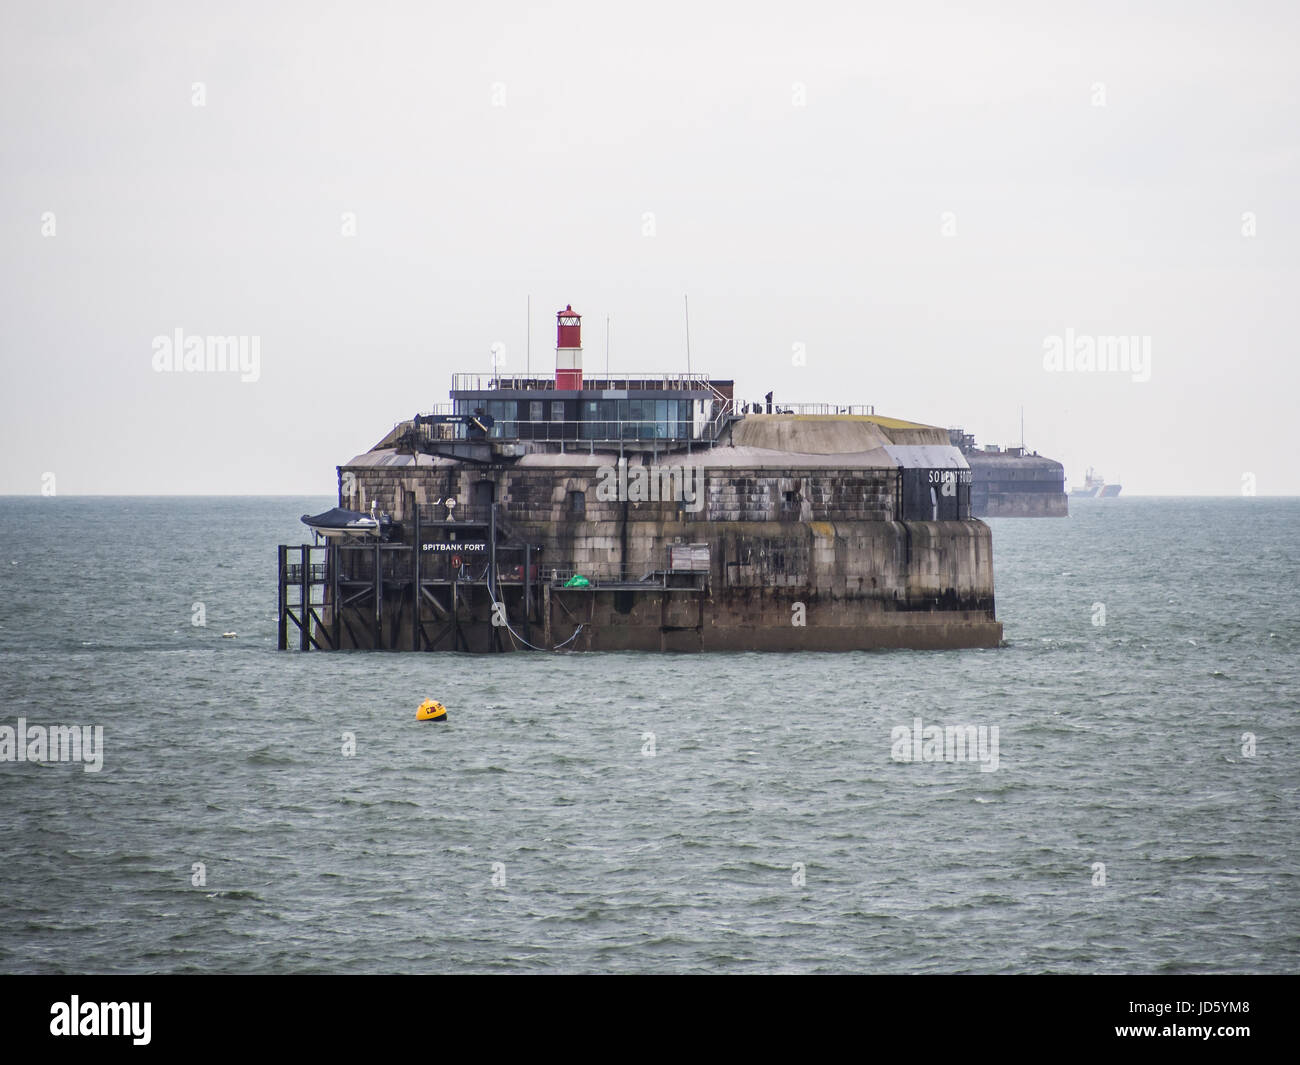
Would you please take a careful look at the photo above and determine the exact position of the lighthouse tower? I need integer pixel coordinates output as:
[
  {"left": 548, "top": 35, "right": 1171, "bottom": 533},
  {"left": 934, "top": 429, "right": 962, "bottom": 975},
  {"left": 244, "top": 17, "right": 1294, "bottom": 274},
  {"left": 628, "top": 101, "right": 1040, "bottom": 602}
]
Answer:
[{"left": 555, "top": 305, "right": 582, "bottom": 390}]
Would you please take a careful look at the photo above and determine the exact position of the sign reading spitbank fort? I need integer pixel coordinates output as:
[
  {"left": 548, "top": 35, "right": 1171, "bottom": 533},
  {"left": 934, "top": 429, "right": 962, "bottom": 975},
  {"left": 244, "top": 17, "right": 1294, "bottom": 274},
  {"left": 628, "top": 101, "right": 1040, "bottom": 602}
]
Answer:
[{"left": 279, "top": 304, "right": 1001, "bottom": 653}]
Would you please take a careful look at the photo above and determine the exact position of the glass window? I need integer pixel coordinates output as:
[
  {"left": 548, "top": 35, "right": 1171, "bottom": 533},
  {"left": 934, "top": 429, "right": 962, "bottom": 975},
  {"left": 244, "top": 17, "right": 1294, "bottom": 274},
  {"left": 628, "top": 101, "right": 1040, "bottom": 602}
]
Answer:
[
  {"left": 530, "top": 400, "right": 543, "bottom": 423},
  {"left": 551, "top": 401, "right": 564, "bottom": 421},
  {"left": 598, "top": 400, "right": 616, "bottom": 441}
]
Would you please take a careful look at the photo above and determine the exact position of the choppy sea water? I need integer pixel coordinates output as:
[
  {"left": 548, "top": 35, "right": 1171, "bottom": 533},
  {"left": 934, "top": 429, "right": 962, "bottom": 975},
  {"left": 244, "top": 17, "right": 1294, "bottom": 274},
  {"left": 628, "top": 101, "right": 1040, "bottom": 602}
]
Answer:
[{"left": 0, "top": 496, "right": 1296, "bottom": 974}]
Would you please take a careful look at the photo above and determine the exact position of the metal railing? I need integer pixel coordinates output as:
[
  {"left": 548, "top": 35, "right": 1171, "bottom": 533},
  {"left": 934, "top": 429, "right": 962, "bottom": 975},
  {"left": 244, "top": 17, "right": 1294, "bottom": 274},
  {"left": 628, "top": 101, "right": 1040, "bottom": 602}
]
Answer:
[
  {"left": 704, "top": 399, "right": 737, "bottom": 442},
  {"left": 451, "top": 372, "right": 716, "bottom": 393},
  {"left": 751, "top": 403, "right": 876, "bottom": 416},
  {"left": 506, "top": 419, "right": 705, "bottom": 443},
  {"left": 414, "top": 503, "right": 495, "bottom": 524},
  {"left": 284, "top": 563, "right": 329, "bottom": 584},
  {"left": 388, "top": 391, "right": 739, "bottom": 449},
  {"left": 396, "top": 417, "right": 724, "bottom": 446},
  {"left": 540, "top": 564, "right": 676, "bottom": 587}
]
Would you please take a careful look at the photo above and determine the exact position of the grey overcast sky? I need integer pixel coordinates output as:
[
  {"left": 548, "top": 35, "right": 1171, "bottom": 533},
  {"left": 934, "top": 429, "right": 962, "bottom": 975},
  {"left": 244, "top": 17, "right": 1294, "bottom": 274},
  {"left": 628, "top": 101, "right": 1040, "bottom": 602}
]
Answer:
[{"left": 2, "top": 0, "right": 1297, "bottom": 495}]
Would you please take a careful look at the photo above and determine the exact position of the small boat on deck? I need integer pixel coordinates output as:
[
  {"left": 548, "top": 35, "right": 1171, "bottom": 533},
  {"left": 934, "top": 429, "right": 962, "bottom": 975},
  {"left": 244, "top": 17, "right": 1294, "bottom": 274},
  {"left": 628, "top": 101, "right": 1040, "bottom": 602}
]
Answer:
[{"left": 300, "top": 505, "right": 396, "bottom": 540}]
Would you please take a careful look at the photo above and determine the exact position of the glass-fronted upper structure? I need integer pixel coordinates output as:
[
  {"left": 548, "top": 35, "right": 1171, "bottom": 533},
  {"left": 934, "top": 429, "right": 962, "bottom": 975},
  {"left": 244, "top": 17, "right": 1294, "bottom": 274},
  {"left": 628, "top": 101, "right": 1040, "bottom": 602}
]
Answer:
[{"left": 447, "top": 373, "right": 733, "bottom": 445}]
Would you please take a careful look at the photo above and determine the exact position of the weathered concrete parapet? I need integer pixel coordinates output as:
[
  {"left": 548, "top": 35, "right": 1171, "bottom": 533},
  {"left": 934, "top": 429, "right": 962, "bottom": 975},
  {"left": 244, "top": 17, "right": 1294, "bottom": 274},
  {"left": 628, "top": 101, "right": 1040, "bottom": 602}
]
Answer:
[{"left": 337, "top": 459, "right": 899, "bottom": 525}]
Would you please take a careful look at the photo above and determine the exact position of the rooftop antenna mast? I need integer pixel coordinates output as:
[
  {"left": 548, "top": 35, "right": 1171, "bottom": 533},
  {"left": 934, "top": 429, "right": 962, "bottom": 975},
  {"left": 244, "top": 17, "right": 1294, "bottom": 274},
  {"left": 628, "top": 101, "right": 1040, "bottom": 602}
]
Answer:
[
  {"left": 1020, "top": 405, "right": 1024, "bottom": 450},
  {"left": 684, "top": 294, "right": 692, "bottom": 377},
  {"left": 605, "top": 315, "right": 610, "bottom": 379},
  {"left": 526, "top": 295, "right": 531, "bottom": 378}
]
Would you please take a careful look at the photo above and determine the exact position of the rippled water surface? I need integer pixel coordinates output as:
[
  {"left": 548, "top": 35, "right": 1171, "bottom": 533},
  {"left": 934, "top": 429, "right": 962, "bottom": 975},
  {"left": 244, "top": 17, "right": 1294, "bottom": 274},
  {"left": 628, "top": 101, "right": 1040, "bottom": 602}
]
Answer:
[{"left": 1, "top": 496, "right": 1297, "bottom": 973}]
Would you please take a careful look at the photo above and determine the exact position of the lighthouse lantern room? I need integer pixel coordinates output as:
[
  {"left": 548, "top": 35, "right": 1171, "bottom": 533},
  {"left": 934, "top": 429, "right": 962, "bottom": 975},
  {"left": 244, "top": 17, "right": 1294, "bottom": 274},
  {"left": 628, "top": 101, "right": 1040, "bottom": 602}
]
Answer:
[{"left": 555, "top": 305, "right": 582, "bottom": 390}]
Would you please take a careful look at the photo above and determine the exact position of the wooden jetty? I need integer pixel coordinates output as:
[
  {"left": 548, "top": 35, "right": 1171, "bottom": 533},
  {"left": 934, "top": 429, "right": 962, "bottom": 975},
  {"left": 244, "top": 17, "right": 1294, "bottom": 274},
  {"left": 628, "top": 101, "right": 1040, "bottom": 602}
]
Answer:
[{"left": 277, "top": 492, "right": 707, "bottom": 652}]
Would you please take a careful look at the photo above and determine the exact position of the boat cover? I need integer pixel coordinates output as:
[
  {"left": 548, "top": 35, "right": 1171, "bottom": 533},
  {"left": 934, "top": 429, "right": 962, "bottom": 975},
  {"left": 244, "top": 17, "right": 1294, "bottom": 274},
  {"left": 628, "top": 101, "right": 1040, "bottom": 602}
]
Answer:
[{"left": 301, "top": 507, "right": 377, "bottom": 529}]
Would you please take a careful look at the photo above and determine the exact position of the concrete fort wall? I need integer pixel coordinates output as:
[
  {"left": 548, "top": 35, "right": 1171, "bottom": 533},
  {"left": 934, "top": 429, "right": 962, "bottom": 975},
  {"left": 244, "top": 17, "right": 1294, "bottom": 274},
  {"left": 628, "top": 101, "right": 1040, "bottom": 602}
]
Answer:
[
  {"left": 332, "top": 460, "right": 1001, "bottom": 651},
  {"left": 325, "top": 581, "right": 1001, "bottom": 652},
  {"left": 338, "top": 462, "right": 897, "bottom": 525}
]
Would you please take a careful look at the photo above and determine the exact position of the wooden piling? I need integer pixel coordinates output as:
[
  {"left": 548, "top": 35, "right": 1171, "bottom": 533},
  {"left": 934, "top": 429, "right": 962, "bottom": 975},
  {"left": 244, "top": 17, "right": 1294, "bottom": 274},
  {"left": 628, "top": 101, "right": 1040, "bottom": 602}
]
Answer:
[
  {"left": 298, "top": 545, "right": 310, "bottom": 651},
  {"left": 373, "top": 540, "right": 382, "bottom": 648},
  {"left": 543, "top": 581, "right": 551, "bottom": 649},
  {"left": 277, "top": 544, "right": 288, "bottom": 650},
  {"left": 330, "top": 540, "right": 340, "bottom": 650},
  {"left": 411, "top": 492, "right": 421, "bottom": 651},
  {"left": 523, "top": 543, "right": 532, "bottom": 648},
  {"left": 451, "top": 576, "right": 460, "bottom": 651}
]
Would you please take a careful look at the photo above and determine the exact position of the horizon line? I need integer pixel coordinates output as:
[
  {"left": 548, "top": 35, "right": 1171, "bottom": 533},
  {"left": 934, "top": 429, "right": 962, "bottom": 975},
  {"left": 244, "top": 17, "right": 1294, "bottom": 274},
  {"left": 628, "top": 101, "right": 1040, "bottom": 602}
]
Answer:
[{"left": 3, "top": 492, "right": 1299, "bottom": 500}]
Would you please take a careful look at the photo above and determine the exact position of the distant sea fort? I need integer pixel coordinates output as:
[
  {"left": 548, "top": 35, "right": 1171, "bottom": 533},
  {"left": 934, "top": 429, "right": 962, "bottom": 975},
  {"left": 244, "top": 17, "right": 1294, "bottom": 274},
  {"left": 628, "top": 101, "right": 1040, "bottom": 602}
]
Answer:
[{"left": 947, "top": 429, "right": 1068, "bottom": 518}]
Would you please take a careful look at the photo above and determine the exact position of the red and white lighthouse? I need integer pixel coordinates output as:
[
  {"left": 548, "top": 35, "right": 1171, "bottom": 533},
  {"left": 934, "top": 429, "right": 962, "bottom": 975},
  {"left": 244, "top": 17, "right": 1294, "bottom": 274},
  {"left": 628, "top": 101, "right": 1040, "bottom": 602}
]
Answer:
[{"left": 555, "top": 304, "right": 582, "bottom": 390}]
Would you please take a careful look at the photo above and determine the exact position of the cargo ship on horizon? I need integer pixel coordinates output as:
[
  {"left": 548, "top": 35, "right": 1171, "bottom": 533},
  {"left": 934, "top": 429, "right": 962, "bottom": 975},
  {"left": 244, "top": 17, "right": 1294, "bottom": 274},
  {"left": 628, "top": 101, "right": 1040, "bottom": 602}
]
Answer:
[{"left": 1072, "top": 468, "right": 1122, "bottom": 498}]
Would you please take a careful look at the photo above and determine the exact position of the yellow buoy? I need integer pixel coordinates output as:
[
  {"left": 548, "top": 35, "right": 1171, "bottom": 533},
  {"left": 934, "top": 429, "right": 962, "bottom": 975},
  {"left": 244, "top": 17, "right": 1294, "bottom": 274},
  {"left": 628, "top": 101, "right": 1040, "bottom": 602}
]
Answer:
[{"left": 416, "top": 698, "right": 448, "bottom": 722}]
